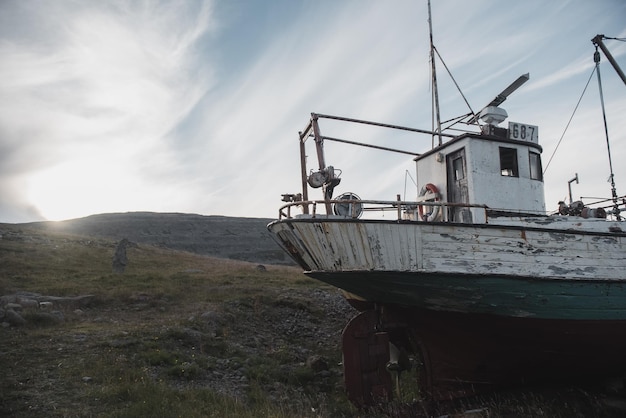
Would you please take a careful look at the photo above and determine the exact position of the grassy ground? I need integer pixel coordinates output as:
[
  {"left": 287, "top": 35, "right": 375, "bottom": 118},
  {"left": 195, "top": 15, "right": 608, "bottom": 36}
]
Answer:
[
  {"left": 0, "top": 224, "right": 359, "bottom": 417},
  {"left": 2, "top": 223, "right": 626, "bottom": 417}
]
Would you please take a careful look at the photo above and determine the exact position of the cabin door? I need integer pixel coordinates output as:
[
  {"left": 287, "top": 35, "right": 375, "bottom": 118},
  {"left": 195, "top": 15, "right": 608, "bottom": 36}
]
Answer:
[{"left": 446, "top": 148, "right": 470, "bottom": 222}]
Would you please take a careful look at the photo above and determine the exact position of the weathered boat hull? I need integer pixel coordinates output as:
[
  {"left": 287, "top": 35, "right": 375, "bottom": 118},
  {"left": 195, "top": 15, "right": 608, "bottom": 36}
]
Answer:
[
  {"left": 268, "top": 217, "right": 626, "bottom": 400},
  {"left": 268, "top": 217, "right": 625, "bottom": 285}
]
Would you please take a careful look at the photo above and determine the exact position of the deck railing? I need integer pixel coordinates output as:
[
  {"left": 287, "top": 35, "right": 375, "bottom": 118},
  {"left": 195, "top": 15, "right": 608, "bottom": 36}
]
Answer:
[{"left": 277, "top": 198, "right": 491, "bottom": 223}]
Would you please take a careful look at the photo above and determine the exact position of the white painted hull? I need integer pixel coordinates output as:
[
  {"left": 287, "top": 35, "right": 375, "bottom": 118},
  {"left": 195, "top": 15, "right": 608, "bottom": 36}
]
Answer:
[{"left": 269, "top": 216, "right": 626, "bottom": 281}]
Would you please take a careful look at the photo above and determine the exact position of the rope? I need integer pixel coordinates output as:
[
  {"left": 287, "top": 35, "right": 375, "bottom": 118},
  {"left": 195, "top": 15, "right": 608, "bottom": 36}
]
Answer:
[
  {"left": 433, "top": 46, "right": 476, "bottom": 119},
  {"left": 403, "top": 169, "right": 417, "bottom": 201},
  {"left": 543, "top": 67, "right": 596, "bottom": 174}
]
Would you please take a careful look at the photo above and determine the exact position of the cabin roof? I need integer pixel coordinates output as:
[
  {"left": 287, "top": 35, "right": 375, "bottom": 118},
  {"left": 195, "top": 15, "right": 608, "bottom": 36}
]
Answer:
[{"left": 414, "top": 132, "right": 543, "bottom": 162}]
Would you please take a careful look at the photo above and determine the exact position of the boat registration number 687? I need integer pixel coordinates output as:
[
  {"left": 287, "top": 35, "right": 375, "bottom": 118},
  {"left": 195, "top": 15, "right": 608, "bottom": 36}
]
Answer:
[{"left": 508, "top": 122, "right": 538, "bottom": 143}]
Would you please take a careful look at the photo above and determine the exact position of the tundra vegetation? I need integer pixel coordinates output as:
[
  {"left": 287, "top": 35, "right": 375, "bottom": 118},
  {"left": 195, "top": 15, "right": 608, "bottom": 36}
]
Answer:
[{"left": 1, "top": 221, "right": 624, "bottom": 417}]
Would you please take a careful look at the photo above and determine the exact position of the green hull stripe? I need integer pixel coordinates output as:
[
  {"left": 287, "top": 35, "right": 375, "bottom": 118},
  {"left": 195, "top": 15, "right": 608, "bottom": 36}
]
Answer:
[{"left": 308, "top": 271, "right": 626, "bottom": 320}]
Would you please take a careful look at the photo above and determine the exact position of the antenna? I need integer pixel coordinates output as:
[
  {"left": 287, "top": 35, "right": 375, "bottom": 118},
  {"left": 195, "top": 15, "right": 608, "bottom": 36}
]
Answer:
[
  {"left": 468, "top": 73, "right": 529, "bottom": 123},
  {"left": 427, "top": 0, "right": 442, "bottom": 147},
  {"left": 487, "top": 73, "right": 530, "bottom": 107}
]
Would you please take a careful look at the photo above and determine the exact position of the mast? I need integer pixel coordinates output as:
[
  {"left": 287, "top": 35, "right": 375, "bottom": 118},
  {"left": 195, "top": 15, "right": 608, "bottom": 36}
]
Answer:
[
  {"left": 592, "top": 37, "right": 622, "bottom": 220},
  {"left": 427, "top": 0, "right": 442, "bottom": 147}
]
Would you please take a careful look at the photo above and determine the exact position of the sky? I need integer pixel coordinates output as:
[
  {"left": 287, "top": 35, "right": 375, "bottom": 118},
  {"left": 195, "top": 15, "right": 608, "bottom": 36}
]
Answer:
[{"left": 1, "top": 0, "right": 625, "bottom": 223}]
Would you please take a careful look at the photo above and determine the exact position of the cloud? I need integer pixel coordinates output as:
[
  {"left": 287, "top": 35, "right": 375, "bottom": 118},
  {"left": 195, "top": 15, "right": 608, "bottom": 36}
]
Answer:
[
  {"left": 0, "top": 0, "right": 217, "bottom": 221},
  {"left": 179, "top": 1, "right": 440, "bottom": 209}
]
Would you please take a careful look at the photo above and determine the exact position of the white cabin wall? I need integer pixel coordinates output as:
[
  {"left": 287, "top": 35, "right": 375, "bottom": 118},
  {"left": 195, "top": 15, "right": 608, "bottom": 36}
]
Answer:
[
  {"left": 468, "top": 141, "right": 545, "bottom": 214},
  {"left": 415, "top": 137, "right": 546, "bottom": 219},
  {"left": 414, "top": 150, "right": 450, "bottom": 200}
]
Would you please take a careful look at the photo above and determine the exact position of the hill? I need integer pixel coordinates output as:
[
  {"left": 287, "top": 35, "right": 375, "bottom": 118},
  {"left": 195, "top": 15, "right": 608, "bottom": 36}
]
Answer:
[{"left": 19, "top": 212, "right": 293, "bottom": 265}]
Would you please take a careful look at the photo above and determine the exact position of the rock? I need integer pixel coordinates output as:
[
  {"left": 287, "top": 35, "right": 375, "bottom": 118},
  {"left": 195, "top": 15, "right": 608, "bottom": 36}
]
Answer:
[
  {"left": 0, "top": 294, "right": 17, "bottom": 306},
  {"left": 39, "top": 301, "right": 53, "bottom": 310},
  {"left": 5, "top": 302, "right": 22, "bottom": 311},
  {"left": 200, "top": 311, "right": 222, "bottom": 321},
  {"left": 199, "top": 310, "right": 226, "bottom": 336},
  {"left": 5, "top": 309, "right": 26, "bottom": 326},
  {"left": 256, "top": 264, "right": 267, "bottom": 272},
  {"left": 50, "top": 310, "right": 65, "bottom": 322},
  {"left": 112, "top": 238, "right": 136, "bottom": 273},
  {"left": 38, "top": 295, "right": 95, "bottom": 307},
  {"left": 306, "top": 355, "right": 329, "bottom": 372},
  {"left": 18, "top": 298, "right": 40, "bottom": 309},
  {"left": 176, "top": 328, "right": 205, "bottom": 346}
]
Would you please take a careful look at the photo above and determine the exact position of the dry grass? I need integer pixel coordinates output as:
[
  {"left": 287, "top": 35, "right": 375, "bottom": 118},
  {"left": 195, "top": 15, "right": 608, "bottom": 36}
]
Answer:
[{"left": 0, "top": 224, "right": 357, "bottom": 417}]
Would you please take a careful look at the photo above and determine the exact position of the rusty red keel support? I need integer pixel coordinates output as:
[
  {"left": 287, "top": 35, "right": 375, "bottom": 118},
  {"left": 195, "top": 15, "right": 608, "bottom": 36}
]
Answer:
[
  {"left": 341, "top": 305, "right": 626, "bottom": 407},
  {"left": 342, "top": 310, "right": 392, "bottom": 407}
]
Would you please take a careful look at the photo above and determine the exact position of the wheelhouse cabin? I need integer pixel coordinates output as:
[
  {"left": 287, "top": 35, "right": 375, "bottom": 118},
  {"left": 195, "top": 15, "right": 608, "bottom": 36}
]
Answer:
[{"left": 414, "top": 119, "right": 545, "bottom": 223}]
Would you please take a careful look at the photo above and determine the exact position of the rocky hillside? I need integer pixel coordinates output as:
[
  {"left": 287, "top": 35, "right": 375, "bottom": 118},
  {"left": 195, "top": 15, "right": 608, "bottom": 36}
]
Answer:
[{"left": 21, "top": 212, "right": 293, "bottom": 266}]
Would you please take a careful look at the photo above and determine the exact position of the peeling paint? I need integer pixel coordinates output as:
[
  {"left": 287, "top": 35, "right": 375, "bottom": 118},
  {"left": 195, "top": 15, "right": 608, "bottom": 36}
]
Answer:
[
  {"left": 592, "top": 236, "right": 618, "bottom": 244},
  {"left": 548, "top": 232, "right": 577, "bottom": 241}
]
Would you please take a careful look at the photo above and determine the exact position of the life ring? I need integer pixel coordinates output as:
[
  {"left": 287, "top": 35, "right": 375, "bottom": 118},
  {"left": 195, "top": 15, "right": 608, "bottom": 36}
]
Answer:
[{"left": 418, "top": 183, "right": 441, "bottom": 221}]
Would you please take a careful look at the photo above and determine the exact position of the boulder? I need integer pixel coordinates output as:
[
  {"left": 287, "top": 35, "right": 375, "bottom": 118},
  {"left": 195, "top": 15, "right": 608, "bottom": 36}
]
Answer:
[
  {"left": 18, "top": 298, "right": 39, "bottom": 309},
  {"left": 5, "top": 309, "right": 26, "bottom": 326},
  {"left": 112, "top": 238, "right": 137, "bottom": 273}
]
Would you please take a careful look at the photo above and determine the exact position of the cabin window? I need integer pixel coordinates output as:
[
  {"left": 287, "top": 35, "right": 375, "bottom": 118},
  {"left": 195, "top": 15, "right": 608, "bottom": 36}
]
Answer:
[
  {"left": 452, "top": 156, "right": 465, "bottom": 180},
  {"left": 499, "top": 147, "right": 518, "bottom": 177},
  {"left": 529, "top": 152, "right": 543, "bottom": 181}
]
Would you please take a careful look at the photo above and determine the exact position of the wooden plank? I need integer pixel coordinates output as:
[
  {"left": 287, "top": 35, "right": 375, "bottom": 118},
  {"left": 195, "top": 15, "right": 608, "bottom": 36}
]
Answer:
[{"left": 283, "top": 221, "right": 625, "bottom": 281}]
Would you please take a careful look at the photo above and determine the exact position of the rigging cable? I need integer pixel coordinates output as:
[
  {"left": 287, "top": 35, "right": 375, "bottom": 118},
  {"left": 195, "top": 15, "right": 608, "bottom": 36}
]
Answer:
[
  {"left": 543, "top": 67, "right": 595, "bottom": 174},
  {"left": 433, "top": 46, "right": 476, "bottom": 122},
  {"left": 403, "top": 169, "right": 417, "bottom": 201}
]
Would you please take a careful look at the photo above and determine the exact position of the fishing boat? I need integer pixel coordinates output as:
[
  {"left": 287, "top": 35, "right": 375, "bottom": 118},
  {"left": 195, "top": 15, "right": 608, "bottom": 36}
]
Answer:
[{"left": 267, "top": 12, "right": 626, "bottom": 406}]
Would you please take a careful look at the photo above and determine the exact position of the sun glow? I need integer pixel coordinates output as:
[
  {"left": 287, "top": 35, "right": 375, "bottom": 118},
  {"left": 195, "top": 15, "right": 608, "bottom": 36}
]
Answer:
[{"left": 26, "top": 158, "right": 138, "bottom": 221}]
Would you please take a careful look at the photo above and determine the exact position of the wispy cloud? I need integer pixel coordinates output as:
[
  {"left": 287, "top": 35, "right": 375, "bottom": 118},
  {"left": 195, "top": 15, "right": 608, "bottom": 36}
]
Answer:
[{"left": 0, "top": 0, "right": 216, "bottom": 220}]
